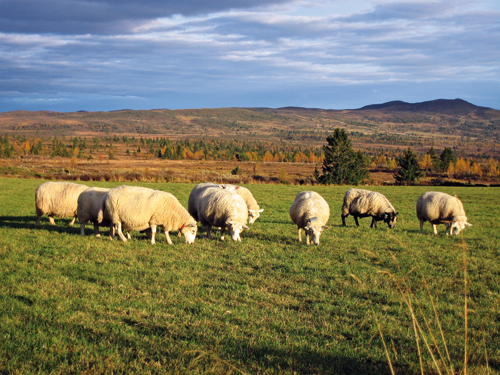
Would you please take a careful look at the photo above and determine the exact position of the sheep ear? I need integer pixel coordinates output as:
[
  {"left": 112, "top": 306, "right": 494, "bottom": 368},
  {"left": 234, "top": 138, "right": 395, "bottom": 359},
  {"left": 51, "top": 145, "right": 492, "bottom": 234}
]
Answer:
[
  {"left": 259, "top": 209, "right": 264, "bottom": 212},
  {"left": 235, "top": 186, "right": 241, "bottom": 190},
  {"left": 465, "top": 222, "right": 473, "bottom": 227},
  {"left": 384, "top": 213, "right": 388, "bottom": 219},
  {"left": 395, "top": 212, "right": 399, "bottom": 216},
  {"left": 304, "top": 227, "right": 309, "bottom": 230},
  {"left": 242, "top": 224, "right": 250, "bottom": 230},
  {"left": 322, "top": 226, "right": 329, "bottom": 230},
  {"left": 226, "top": 220, "right": 233, "bottom": 226}
]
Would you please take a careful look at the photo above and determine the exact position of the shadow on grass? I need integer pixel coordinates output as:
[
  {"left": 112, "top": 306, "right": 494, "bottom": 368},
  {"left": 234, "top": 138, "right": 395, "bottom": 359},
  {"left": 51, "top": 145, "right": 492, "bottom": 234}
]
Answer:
[{"left": 0, "top": 215, "right": 79, "bottom": 234}]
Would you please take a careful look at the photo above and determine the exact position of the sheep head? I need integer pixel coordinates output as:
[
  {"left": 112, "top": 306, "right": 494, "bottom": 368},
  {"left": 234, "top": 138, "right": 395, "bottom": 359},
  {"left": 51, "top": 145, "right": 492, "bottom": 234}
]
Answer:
[
  {"left": 384, "top": 212, "right": 399, "bottom": 229},
  {"left": 248, "top": 208, "right": 264, "bottom": 224},
  {"left": 226, "top": 220, "right": 250, "bottom": 241},
  {"left": 448, "top": 216, "right": 472, "bottom": 235},
  {"left": 305, "top": 217, "right": 328, "bottom": 246},
  {"left": 180, "top": 222, "right": 198, "bottom": 244}
]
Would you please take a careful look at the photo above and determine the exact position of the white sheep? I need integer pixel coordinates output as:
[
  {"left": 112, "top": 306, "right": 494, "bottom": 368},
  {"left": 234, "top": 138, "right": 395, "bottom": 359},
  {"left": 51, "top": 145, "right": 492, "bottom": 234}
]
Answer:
[
  {"left": 233, "top": 186, "right": 264, "bottom": 224},
  {"left": 289, "top": 191, "right": 330, "bottom": 246},
  {"left": 188, "top": 183, "right": 237, "bottom": 221},
  {"left": 341, "top": 188, "right": 398, "bottom": 228},
  {"left": 196, "top": 186, "right": 249, "bottom": 241},
  {"left": 35, "top": 181, "right": 89, "bottom": 225},
  {"left": 105, "top": 185, "right": 197, "bottom": 244},
  {"left": 77, "top": 187, "right": 113, "bottom": 237},
  {"left": 416, "top": 191, "right": 472, "bottom": 235}
]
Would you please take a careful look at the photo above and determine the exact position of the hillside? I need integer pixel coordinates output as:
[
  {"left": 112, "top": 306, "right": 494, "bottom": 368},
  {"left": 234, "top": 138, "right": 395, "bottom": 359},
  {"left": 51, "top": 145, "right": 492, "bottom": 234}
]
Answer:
[{"left": 1, "top": 99, "right": 500, "bottom": 158}]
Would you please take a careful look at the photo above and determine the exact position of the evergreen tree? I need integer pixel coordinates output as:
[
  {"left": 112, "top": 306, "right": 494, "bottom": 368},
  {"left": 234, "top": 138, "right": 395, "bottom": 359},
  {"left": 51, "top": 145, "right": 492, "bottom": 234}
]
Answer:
[
  {"left": 439, "top": 147, "right": 457, "bottom": 171},
  {"left": 394, "top": 147, "right": 423, "bottom": 185},
  {"left": 315, "top": 128, "right": 370, "bottom": 185}
]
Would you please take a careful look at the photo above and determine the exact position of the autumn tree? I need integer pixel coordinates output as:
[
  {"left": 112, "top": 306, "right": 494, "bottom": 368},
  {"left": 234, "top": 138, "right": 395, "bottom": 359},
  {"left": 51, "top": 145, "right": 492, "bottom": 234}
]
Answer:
[
  {"left": 315, "top": 128, "right": 370, "bottom": 185},
  {"left": 426, "top": 147, "right": 439, "bottom": 170},
  {"left": 419, "top": 154, "right": 434, "bottom": 172}
]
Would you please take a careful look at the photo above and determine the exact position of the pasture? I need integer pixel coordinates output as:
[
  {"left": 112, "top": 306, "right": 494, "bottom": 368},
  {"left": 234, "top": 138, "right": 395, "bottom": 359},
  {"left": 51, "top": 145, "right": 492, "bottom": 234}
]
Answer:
[{"left": 0, "top": 178, "right": 499, "bottom": 374}]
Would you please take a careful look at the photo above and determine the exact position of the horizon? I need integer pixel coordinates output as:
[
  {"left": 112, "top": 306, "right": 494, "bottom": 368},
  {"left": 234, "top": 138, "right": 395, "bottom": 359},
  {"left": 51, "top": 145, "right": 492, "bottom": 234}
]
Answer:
[{"left": 1, "top": 97, "right": 498, "bottom": 114}]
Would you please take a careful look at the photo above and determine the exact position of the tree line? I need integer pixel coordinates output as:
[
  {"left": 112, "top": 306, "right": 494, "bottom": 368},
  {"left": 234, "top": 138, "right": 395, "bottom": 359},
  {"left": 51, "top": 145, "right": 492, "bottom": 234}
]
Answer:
[{"left": 315, "top": 129, "right": 500, "bottom": 185}]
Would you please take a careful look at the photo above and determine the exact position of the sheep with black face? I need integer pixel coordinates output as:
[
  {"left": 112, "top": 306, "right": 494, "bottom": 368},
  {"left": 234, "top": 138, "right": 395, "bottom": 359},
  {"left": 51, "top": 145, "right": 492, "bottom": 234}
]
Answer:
[{"left": 341, "top": 188, "right": 398, "bottom": 229}]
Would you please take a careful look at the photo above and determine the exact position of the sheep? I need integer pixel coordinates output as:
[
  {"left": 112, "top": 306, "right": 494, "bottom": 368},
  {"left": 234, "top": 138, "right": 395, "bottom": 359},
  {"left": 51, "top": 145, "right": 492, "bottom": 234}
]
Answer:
[
  {"left": 77, "top": 187, "right": 113, "bottom": 237},
  {"left": 341, "top": 188, "right": 398, "bottom": 228},
  {"left": 196, "top": 186, "right": 249, "bottom": 241},
  {"left": 233, "top": 186, "right": 264, "bottom": 224},
  {"left": 416, "top": 191, "right": 472, "bottom": 235},
  {"left": 105, "top": 185, "right": 197, "bottom": 244},
  {"left": 35, "top": 181, "right": 89, "bottom": 226},
  {"left": 289, "top": 191, "right": 330, "bottom": 246},
  {"left": 188, "top": 183, "right": 237, "bottom": 221}
]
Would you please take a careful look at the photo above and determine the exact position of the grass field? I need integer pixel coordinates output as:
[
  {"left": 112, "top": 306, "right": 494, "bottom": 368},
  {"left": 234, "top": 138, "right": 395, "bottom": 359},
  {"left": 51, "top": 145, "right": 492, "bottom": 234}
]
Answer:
[{"left": 0, "top": 178, "right": 499, "bottom": 374}]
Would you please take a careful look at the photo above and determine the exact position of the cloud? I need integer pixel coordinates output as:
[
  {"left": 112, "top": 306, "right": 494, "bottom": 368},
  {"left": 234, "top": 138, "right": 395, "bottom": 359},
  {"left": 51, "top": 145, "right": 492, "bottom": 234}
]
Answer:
[
  {"left": 0, "top": 0, "right": 293, "bottom": 34},
  {"left": 0, "top": 0, "right": 499, "bottom": 111}
]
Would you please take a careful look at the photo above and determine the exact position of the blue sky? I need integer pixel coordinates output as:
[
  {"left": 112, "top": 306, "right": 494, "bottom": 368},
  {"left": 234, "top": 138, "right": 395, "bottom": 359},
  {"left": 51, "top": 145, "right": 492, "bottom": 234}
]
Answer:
[{"left": 1, "top": 0, "right": 499, "bottom": 112}]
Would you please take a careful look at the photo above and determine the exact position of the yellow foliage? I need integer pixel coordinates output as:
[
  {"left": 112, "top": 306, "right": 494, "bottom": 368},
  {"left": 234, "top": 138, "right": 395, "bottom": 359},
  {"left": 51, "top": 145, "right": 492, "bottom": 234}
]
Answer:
[
  {"left": 419, "top": 154, "right": 433, "bottom": 171},
  {"left": 454, "top": 158, "right": 470, "bottom": 175}
]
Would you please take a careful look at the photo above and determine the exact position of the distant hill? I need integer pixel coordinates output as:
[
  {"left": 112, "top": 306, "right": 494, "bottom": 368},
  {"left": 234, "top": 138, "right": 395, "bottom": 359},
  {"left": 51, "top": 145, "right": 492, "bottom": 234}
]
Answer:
[
  {"left": 1, "top": 98, "right": 500, "bottom": 159},
  {"left": 357, "top": 98, "right": 490, "bottom": 116}
]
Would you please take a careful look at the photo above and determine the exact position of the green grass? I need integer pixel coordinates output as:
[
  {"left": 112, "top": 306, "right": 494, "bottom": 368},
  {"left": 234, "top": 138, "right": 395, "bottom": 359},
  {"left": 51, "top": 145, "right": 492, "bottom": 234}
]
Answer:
[{"left": 0, "top": 178, "right": 499, "bottom": 374}]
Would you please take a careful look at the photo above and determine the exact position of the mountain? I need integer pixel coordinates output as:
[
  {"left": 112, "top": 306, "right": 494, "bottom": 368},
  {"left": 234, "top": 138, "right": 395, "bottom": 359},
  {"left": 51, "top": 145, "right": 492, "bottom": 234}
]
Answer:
[{"left": 357, "top": 98, "right": 489, "bottom": 116}]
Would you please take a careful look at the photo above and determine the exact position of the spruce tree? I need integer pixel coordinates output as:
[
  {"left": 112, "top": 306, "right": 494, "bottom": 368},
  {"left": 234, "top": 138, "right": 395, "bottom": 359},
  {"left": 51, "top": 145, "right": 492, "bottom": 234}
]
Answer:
[
  {"left": 394, "top": 147, "right": 423, "bottom": 185},
  {"left": 315, "top": 128, "right": 369, "bottom": 185},
  {"left": 439, "top": 147, "right": 457, "bottom": 171}
]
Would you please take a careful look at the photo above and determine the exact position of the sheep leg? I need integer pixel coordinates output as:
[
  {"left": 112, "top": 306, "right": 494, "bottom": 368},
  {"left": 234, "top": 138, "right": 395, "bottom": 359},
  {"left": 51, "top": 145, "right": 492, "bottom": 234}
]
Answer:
[
  {"left": 206, "top": 225, "right": 213, "bottom": 239},
  {"left": 445, "top": 223, "right": 450, "bottom": 236},
  {"left": 298, "top": 227, "right": 302, "bottom": 242},
  {"left": 35, "top": 215, "right": 42, "bottom": 226},
  {"left": 68, "top": 216, "right": 76, "bottom": 226},
  {"left": 220, "top": 226, "right": 225, "bottom": 241},
  {"left": 341, "top": 214, "right": 348, "bottom": 226},
  {"left": 370, "top": 218, "right": 377, "bottom": 229},
  {"left": 165, "top": 229, "right": 173, "bottom": 245},
  {"left": 432, "top": 224, "right": 438, "bottom": 235},
  {"left": 80, "top": 223, "right": 86, "bottom": 237},
  {"left": 150, "top": 225, "right": 157, "bottom": 244},
  {"left": 419, "top": 220, "right": 425, "bottom": 234},
  {"left": 93, "top": 223, "right": 101, "bottom": 237},
  {"left": 306, "top": 233, "right": 310, "bottom": 245},
  {"left": 354, "top": 216, "right": 360, "bottom": 227},
  {"left": 48, "top": 215, "right": 56, "bottom": 225},
  {"left": 115, "top": 222, "right": 128, "bottom": 242},
  {"left": 109, "top": 224, "right": 115, "bottom": 240}
]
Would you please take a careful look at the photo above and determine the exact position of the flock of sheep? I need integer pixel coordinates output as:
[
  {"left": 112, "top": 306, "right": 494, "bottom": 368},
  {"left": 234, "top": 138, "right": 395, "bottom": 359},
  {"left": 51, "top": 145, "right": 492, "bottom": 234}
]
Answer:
[{"left": 34, "top": 181, "right": 472, "bottom": 246}]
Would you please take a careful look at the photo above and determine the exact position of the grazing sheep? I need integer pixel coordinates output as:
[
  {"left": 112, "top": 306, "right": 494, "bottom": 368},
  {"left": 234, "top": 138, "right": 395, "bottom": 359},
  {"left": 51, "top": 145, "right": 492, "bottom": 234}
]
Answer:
[
  {"left": 416, "top": 191, "right": 472, "bottom": 235},
  {"left": 289, "top": 191, "right": 330, "bottom": 246},
  {"left": 188, "top": 183, "right": 237, "bottom": 221},
  {"left": 35, "top": 181, "right": 89, "bottom": 225},
  {"left": 233, "top": 186, "right": 264, "bottom": 224},
  {"left": 105, "top": 185, "right": 197, "bottom": 244},
  {"left": 196, "top": 186, "right": 249, "bottom": 241},
  {"left": 77, "top": 187, "right": 112, "bottom": 237},
  {"left": 341, "top": 188, "right": 398, "bottom": 228}
]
